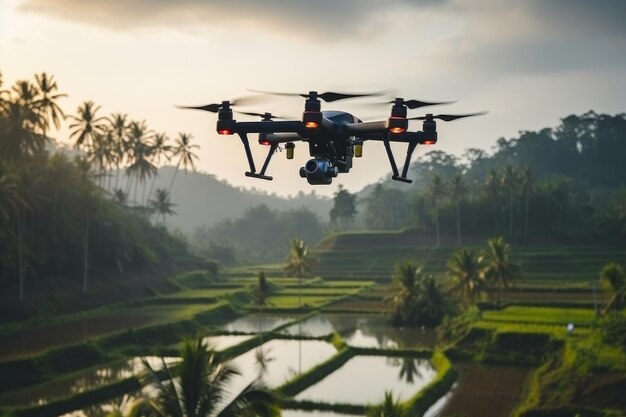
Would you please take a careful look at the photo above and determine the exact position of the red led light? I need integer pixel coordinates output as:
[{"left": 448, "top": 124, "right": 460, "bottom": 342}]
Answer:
[
  {"left": 389, "top": 127, "right": 406, "bottom": 134},
  {"left": 260, "top": 140, "right": 271, "bottom": 146},
  {"left": 218, "top": 129, "right": 232, "bottom": 135},
  {"left": 304, "top": 121, "right": 319, "bottom": 129},
  {"left": 423, "top": 140, "right": 436, "bottom": 145}
]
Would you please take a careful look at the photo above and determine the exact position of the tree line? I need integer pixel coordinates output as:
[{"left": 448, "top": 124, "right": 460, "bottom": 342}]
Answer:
[
  {"left": 329, "top": 112, "right": 626, "bottom": 242},
  {"left": 0, "top": 70, "right": 193, "bottom": 300}
]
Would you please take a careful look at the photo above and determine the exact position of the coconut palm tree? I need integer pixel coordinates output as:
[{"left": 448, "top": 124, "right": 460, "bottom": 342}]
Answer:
[
  {"left": 520, "top": 166, "right": 536, "bottom": 237},
  {"left": 128, "top": 339, "right": 278, "bottom": 417},
  {"left": 599, "top": 262, "right": 625, "bottom": 314},
  {"left": 501, "top": 165, "right": 518, "bottom": 235},
  {"left": 0, "top": 99, "right": 45, "bottom": 159},
  {"left": 284, "top": 239, "right": 317, "bottom": 279},
  {"left": 33, "top": 72, "right": 66, "bottom": 135},
  {"left": 145, "top": 132, "right": 171, "bottom": 204},
  {"left": 482, "top": 236, "right": 519, "bottom": 306},
  {"left": 485, "top": 168, "right": 500, "bottom": 232},
  {"left": 70, "top": 101, "right": 107, "bottom": 150},
  {"left": 447, "top": 248, "right": 485, "bottom": 307},
  {"left": 107, "top": 113, "right": 130, "bottom": 190},
  {"left": 449, "top": 172, "right": 467, "bottom": 246},
  {"left": 428, "top": 173, "right": 446, "bottom": 247},
  {"left": 126, "top": 121, "right": 156, "bottom": 204},
  {"left": 168, "top": 132, "right": 198, "bottom": 192},
  {"left": 149, "top": 188, "right": 176, "bottom": 226}
]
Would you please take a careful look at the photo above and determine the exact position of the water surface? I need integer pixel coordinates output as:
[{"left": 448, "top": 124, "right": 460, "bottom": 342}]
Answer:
[
  {"left": 296, "top": 355, "right": 436, "bottom": 405},
  {"left": 222, "top": 314, "right": 301, "bottom": 334}
]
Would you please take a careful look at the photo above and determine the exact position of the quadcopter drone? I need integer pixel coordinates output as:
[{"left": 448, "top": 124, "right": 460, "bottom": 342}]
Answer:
[{"left": 179, "top": 91, "right": 485, "bottom": 185}]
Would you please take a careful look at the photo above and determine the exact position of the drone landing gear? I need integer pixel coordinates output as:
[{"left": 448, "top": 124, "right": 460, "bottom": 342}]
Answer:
[
  {"left": 382, "top": 135, "right": 418, "bottom": 184},
  {"left": 237, "top": 133, "right": 276, "bottom": 181}
]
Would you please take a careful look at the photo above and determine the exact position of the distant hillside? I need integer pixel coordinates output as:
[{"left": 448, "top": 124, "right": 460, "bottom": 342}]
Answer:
[{"left": 116, "top": 166, "right": 332, "bottom": 233}]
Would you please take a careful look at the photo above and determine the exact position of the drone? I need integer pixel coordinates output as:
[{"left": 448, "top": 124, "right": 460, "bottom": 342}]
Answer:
[{"left": 178, "top": 90, "right": 485, "bottom": 185}]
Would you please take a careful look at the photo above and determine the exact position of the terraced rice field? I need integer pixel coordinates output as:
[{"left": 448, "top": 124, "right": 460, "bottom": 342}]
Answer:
[
  {"left": 428, "top": 362, "right": 530, "bottom": 417},
  {"left": 482, "top": 306, "right": 598, "bottom": 326}
]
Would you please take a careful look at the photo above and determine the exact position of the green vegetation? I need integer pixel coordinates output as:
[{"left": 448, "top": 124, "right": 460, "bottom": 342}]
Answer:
[{"left": 128, "top": 339, "right": 277, "bottom": 417}]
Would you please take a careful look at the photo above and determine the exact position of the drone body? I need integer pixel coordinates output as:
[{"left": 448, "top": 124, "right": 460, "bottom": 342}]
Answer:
[{"left": 180, "top": 91, "right": 485, "bottom": 185}]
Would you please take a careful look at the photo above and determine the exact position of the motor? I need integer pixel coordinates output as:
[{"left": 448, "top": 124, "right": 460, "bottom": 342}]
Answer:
[{"left": 299, "top": 158, "right": 339, "bottom": 185}]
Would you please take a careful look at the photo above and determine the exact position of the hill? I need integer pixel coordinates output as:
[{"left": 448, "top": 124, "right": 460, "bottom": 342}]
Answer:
[{"left": 115, "top": 166, "right": 332, "bottom": 234}]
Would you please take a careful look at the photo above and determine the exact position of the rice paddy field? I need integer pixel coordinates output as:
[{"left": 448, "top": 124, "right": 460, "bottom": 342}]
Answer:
[{"left": 0, "top": 232, "right": 624, "bottom": 417}]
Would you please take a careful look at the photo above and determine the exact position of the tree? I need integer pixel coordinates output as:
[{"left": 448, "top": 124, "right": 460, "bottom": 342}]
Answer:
[
  {"left": 283, "top": 239, "right": 317, "bottom": 279},
  {"left": 149, "top": 188, "right": 176, "bottom": 226},
  {"left": 128, "top": 339, "right": 278, "bottom": 417},
  {"left": 386, "top": 261, "right": 449, "bottom": 327},
  {"left": 428, "top": 173, "right": 446, "bottom": 246},
  {"left": 449, "top": 172, "right": 467, "bottom": 246},
  {"left": 126, "top": 121, "right": 156, "bottom": 204},
  {"left": 33, "top": 72, "right": 66, "bottom": 135},
  {"left": 364, "top": 184, "right": 408, "bottom": 230},
  {"left": 145, "top": 132, "right": 171, "bottom": 204},
  {"left": 329, "top": 185, "right": 357, "bottom": 229},
  {"left": 482, "top": 236, "right": 519, "bottom": 306},
  {"left": 599, "top": 262, "right": 625, "bottom": 314},
  {"left": 168, "top": 132, "right": 198, "bottom": 192},
  {"left": 447, "top": 248, "right": 485, "bottom": 307},
  {"left": 284, "top": 239, "right": 317, "bottom": 309},
  {"left": 501, "top": 165, "right": 518, "bottom": 235},
  {"left": 520, "top": 166, "right": 536, "bottom": 237},
  {"left": 485, "top": 169, "right": 500, "bottom": 232},
  {"left": 70, "top": 101, "right": 107, "bottom": 150}
]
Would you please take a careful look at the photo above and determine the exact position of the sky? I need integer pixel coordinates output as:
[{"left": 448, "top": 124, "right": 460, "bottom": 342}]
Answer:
[{"left": 2, "top": 0, "right": 625, "bottom": 197}]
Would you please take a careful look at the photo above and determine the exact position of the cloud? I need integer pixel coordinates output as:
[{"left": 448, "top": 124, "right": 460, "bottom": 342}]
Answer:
[{"left": 19, "top": 0, "right": 446, "bottom": 39}]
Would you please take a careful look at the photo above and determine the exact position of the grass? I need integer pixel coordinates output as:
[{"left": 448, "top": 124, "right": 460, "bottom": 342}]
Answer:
[
  {"left": 260, "top": 295, "right": 339, "bottom": 309},
  {"left": 481, "top": 306, "right": 599, "bottom": 326}
]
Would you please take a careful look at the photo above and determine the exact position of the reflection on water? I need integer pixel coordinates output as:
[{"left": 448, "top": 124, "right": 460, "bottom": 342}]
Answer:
[
  {"left": 228, "top": 339, "right": 337, "bottom": 390},
  {"left": 0, "top": 357, "right": 178, "bottom": 407},
  {"left": 202, "top": 334, "right": 252, "bottom": 351},
  {"left": 280, "top": 314, "right": 437, "bottom": 349},
  {"left": 222, "top": 314, "right": 301, "bottom": 334},
  {"left": 296, "top": 356, "right": 436, "bottom": 405},
  {"left": 282, "top": 409, "right": 363, "bottom": 417}
]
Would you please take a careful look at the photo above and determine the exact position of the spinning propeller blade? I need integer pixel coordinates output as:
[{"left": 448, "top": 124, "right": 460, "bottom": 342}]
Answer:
[
  {"left": 176, "top": 95, "right": 267, "bottom": 113},
  {"left": 236, "top": 111, "right": 290, "bottom": 120},
  {"left": 389, "top": 99, "right": 456, "bottom": 109},
  {"left": 249, "top": 89, "right": 384, "bottom": 103},
  {"left": 408, "top": 112, "right": 488, "bottom": 122}
]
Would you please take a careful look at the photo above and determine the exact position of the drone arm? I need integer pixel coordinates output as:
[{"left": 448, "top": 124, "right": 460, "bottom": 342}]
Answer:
[
  {"left": 235, "top": 121, "right": 304, "bottom": 134},
  {"left": 344, "top": 121, "right": 388, "bottom": 135}
]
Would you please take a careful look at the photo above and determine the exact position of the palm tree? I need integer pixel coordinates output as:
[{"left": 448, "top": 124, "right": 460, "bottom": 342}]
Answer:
[
  {"left": 449, "top": 172, "right": 467, "bottom": 246},
  {"left": 113, "top": 188, "right": 127, "bottom": 206},
  {"left": 168, "top": 132, "right": 198, "bottom": 192},
  {"left": 447, "top": 248, "right": 485, "bottom": 307},
  {"left": 70, "top": 101, "right": 107, "bottom": 150},
  {"left": 501, "top": 165, "right": 518, "bottom": 235},
  {"left": 126, "top": 121, "right": 156, "bottom": 204},
  {"left": 284, "top": 239, "right": 317, "bottom": 310},
  {"left": 145, "top": 132, "right": 171, "bottom": 204},
  {"left": 107, "top": 113, "right": 130, "bottom": 190},
  {"left": 149, "top": 188, "right": 176, "bottom": 226},
  {"left": 128, "top": 339, "right": 278, "bottom": 417},
  {"left": 482, "top": 236, "right": 519, "bottom": 306},
  {"left": 284, "top": 239, "right": 317, "bottom": 279},
  {"left": 428, "top": 173, "right": 446, "bottom": 247},
  {"left": 599, "top": 262, "right": 625, "bottom": 314},
  {"left": 0, "top": 99, "right": 45, "bottom": 159},
  {"left": 33, "top": 72, "right": 66, "bottom": 135},
  {"left": 485, "top": 168, "right": 500, "bottom": 232},
  {"left": 386, "top": 261, "right": 421, "bottom": 326},
  {"left": 520, "top": 166, "right": 536, "bottom": 237}
]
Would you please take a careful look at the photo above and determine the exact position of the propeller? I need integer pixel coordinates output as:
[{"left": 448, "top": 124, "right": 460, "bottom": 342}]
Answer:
[
  {"left": 235, "top": 111, "right": 290, "bottom": 120},
  {"left": 176, "top": 95, "right": 266, "bottom": 113},
  {"left": 249, "top": 89, "right": 384, "bottom": 103},
  {"left": 390, "top": 98, "right": 456, "bottom": 110},
  {"left": 408, "top": 112, "right": 488, "bottom": 122}
]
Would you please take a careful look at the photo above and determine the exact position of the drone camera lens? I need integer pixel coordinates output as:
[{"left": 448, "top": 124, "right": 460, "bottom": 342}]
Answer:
[{"left": 305, "top": 160, "right": 318, "bottom": 173}]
